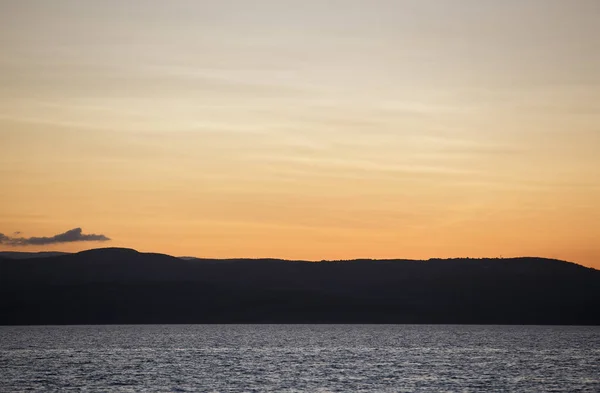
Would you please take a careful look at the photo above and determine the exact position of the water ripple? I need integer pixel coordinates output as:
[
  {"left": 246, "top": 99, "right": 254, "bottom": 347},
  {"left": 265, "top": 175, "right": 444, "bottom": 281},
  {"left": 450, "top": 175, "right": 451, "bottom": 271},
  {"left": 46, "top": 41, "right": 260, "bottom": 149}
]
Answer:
[{"left": 0, "top": 325, "right": 599, "bottom": 392}]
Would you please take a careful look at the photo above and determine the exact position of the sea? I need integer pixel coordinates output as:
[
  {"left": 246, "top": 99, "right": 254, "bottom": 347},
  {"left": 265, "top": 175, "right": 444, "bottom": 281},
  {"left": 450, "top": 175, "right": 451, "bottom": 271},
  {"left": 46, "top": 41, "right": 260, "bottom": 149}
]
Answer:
[{"left": 0, "top": 325, "right": 598, "bottom": 392}]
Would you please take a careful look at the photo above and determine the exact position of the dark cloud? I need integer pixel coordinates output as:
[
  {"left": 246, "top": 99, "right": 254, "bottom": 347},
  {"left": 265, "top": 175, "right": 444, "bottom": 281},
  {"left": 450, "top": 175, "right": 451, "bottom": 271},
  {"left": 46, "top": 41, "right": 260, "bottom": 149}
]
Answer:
[{"left": 0, "top": 228, "right": 110, "bottom": 246}]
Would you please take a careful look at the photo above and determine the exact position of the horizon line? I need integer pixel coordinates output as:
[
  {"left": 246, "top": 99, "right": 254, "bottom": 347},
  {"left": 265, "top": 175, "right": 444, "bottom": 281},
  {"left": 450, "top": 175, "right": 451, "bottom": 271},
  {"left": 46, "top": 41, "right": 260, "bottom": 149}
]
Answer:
[{"left": 0, "top": 246, "right": 592, "bottom": 268}]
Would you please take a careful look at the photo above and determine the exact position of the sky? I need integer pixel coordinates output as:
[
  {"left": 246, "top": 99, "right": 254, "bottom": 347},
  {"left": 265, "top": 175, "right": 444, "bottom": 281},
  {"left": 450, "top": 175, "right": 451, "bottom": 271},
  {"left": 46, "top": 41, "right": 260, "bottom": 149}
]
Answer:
[{"left": 1, "top": 0, "right": 599, "bottom": 268}]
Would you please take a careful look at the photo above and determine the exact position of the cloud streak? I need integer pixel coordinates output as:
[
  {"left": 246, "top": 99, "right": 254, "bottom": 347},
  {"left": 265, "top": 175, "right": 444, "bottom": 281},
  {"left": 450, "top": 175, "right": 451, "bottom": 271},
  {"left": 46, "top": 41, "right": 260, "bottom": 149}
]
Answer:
[{"left": 0, "top": 228, "right": 110, "bottom": 246}]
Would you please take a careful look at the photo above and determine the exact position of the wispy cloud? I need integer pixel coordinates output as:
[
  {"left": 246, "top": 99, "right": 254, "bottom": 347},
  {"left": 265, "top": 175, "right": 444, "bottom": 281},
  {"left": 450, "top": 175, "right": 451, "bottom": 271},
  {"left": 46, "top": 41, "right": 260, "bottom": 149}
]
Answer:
[{"left": 0, "top": 228, "right": 110, "bottom": 246}]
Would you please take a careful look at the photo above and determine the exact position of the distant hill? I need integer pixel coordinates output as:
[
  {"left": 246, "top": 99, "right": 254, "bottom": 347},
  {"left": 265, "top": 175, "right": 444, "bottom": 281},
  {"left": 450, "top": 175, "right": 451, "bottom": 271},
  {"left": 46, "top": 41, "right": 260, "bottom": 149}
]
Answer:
[
  {"left": 1, "top": 248, "right": 598, "bottom": 325},
  {"left": 0, "top": 251, "right": 70, "bottom": 259}
]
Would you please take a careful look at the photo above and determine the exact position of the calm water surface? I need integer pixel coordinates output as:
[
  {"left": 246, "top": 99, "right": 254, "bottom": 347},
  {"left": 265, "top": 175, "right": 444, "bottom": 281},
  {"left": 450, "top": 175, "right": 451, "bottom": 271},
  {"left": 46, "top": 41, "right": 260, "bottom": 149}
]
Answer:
[{"left": 0, "top": 325, "right": 598, "bottom": 392}]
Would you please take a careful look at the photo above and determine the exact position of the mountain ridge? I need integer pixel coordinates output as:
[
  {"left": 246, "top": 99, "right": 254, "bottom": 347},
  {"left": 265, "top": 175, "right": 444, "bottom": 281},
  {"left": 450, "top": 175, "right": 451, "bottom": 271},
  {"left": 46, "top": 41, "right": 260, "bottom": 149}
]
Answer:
[
  {"left": 1, "top": 247, "right": 595, "bottom": 270},
  {"left": 1, "top": 247, "right": 598, "bottom": 325}
]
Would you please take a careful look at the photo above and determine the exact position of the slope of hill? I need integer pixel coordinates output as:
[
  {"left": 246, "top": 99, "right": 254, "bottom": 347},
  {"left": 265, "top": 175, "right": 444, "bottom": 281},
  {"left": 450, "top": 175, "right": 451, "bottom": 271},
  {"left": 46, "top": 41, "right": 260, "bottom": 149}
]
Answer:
[
  {"left": 1, "top": 248, "right": 598, "bottom": 325},
  {"left": 0, "top": 251, "right": 70, "bottom": 259}
]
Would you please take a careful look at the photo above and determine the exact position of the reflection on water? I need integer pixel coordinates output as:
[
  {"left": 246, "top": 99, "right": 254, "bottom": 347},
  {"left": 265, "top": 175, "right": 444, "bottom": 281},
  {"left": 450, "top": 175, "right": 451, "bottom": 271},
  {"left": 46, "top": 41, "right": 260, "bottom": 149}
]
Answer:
[{"left": 1, "top": 325, "right": 599, "bottom": 392}]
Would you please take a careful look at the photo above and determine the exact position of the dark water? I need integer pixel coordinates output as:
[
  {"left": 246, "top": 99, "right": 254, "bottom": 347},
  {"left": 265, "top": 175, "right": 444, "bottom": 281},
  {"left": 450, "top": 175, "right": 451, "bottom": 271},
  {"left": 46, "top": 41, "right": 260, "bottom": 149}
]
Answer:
[{"left": 0, "top": 325, "right": 598, "bottom": 392}]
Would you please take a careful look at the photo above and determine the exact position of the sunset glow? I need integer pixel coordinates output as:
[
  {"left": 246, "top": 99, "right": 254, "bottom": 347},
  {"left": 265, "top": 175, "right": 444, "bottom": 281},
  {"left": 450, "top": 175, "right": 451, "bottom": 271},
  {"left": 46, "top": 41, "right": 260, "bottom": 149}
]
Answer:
[{"left": 1, "top": 1, "right": 599, "bottom": 268}]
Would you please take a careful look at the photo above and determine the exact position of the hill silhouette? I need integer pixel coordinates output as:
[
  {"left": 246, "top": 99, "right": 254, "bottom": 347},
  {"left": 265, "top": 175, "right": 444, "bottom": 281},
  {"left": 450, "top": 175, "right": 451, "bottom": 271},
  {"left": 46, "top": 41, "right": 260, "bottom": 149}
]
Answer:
[
  {"left": 1, "top": 248, "right": 598, "bottom": 325},
  {"left": 0, "top": 251, "right": 70, "bottom": 259}
]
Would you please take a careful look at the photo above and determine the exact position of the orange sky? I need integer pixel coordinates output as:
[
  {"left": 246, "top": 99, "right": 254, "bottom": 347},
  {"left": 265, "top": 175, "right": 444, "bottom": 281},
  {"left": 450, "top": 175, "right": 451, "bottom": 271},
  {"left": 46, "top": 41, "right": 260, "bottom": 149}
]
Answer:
[{"left": 1, "top": 1, "right": 599, "bottom": 268}]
